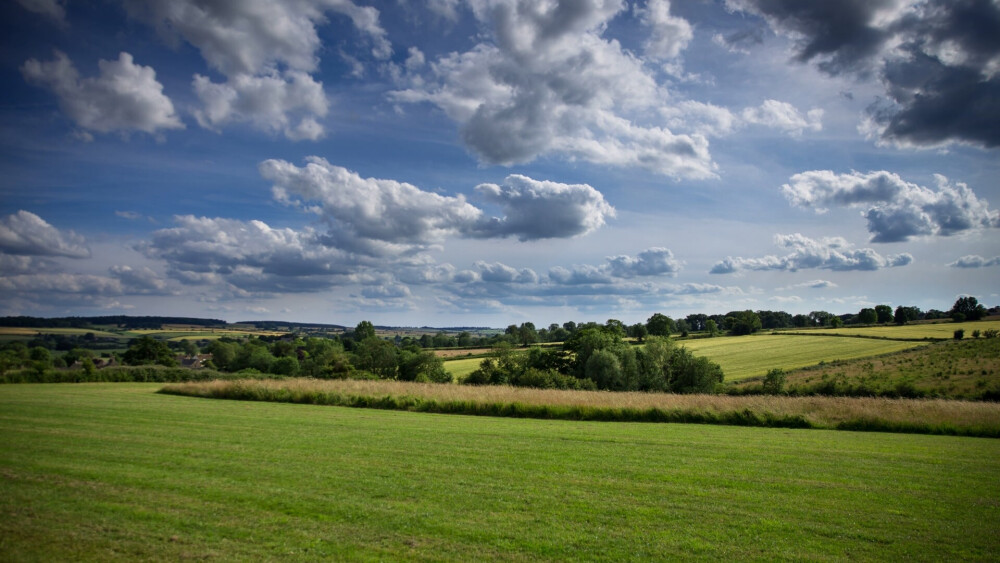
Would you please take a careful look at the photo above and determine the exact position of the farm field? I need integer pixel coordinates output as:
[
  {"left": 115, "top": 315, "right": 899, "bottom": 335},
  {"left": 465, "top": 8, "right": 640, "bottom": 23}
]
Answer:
[
  {"left": 443, "top": 356, "right": 485, "bottom": 380},
  {"left": 1, "top": 384, "right": 998, "bottom": 561},
  {"left": 785, "top": 319, "right": 1000, "bottom": 340},
  {"left": 0, "top": 326, "right": 122, "bottom": 338},
  {"left": 682, "top": 335, "right": 926, "bottom": 381}
]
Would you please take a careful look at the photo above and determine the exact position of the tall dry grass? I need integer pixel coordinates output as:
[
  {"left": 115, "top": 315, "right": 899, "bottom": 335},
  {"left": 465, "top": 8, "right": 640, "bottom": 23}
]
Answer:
[{"left": 160, "top": 378, "right": 1000, "bottom": 437}]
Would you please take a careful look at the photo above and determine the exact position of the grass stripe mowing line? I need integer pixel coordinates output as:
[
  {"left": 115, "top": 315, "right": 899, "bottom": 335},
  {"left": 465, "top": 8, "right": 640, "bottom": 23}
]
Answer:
[
  {"left": 159, "top": 378, "right": 1000, "bottom": 438},
  {"left": 1, "top": 383, "right": 999, "bottom": 561},
  {"left": 681, "top": 334, "right": 925, "bottom": 381}
]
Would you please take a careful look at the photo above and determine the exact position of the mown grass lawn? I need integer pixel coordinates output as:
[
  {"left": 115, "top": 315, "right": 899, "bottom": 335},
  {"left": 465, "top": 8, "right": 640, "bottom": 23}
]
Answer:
[
  {"left": 682, "top": 334, "right": 925, "bottom": 381},
  {"left": 1, "top": 383, "right": 998, "bottom": 561}
]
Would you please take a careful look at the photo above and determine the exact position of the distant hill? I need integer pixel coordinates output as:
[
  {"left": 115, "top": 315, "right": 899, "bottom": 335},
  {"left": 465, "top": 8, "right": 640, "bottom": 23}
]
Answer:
[
  {"left": 237, "top": 320, "right": 346, "bottom": 330},
  {"left": 0, "top": 316, "right": 226, "bottom": 329}
]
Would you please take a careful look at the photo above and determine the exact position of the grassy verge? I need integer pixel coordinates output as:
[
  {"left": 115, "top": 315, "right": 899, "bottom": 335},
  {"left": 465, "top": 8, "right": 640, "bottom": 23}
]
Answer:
[
  {"left": 2, "top": 383, "right": 999, "bottom": 561},
  {"left": 0, "top": 365, "right": 281, "bottom": 384},
  {"left": 159, "top": 378, "right": 1000, "bottom": 437}
]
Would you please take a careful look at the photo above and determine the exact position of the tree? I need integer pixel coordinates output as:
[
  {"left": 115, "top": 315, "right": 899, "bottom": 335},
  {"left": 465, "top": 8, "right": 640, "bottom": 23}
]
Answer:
[
  {"left": 122, "top": 336, "right": 176, "bottom": 367},
  {"left": 517, "top": 322, "right": 539, "bottom": 347},
  {"left": 628, "top": 323, "right": 648, "bottom": 342},
  {"left": 894, "top": 306, "right": 921, "bottom": 325},
  {"left": 646, "top": 313, "right": 675, "bottom": 336},
  {"left": 585, "top": 349, "right": 623, "bottom": 390},
  {"left": 353, "top": 320, "right": 377, "bottom": 342},
  {"left": 762, "top": 368, "right": 786, "bottom": 394},
  {"left": 727, "top": 310, "right": 761, "bottom": 336},
  {"left": 351, "top": 338, "right": 397, "bottom": 378},
  {"left": 605, "top": 319, "right": 626, "bottom": 337},
  {"left": 874, "top": 305, "right": 893, "bottom": 324},
  {"left": 705, "top": 319, "right": 718, "bottom": 337},
  {"left": 951, "top": 296, "right": 987, "bottom": 321},
  {"left": 857, "top": 308, "right": 877, "bottom": 325},
  {"left": 829, "top": 316, "right": 843, "bottom": 328}
]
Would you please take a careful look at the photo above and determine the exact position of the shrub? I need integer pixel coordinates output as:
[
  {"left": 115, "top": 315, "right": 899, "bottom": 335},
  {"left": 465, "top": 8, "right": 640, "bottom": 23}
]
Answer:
[
  {"left": 954, "top": 329, "right": 965, "bottom": 340},
  {"left": 972, "top": 330, "right": 981, "bottom": 339},
  {"left": 762, "top": 368, "right": 786, "bottom": 394}
]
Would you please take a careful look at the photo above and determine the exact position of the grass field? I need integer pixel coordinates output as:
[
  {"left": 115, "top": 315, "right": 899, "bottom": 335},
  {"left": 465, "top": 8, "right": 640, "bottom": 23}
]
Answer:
[
  {"left": 443, "top": 356, "right": 485, "bottom": 380},
  {"left": 785, "top": 319, "right": 1000, "bottom": 340},
  {"left": 0, "top": 327, "right": 122, "bottom": 338},
  {"left": 1, "top": 384, "right": 998, "bottom": 560},
  {"left": 734, "top": 337, "right": 1000, "bottom": 400},
  {"left": 682, "top": 335, "right": 926, "bottom": 381}
]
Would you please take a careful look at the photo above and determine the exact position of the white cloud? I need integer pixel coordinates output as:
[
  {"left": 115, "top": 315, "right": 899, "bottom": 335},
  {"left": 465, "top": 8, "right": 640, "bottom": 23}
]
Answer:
[
  {"left": 260, "top": 158, "right": 615, "bottom": 252},
  {"left": 193, "top": 70, "right": 328, "bottom": 140},
  {"left": 949, "top": 255, "right": 1000, "bottom": 268},
  {"left": 472, "top": 175, "right": 615, "bottom": 241},
  {"left": 0, "top": 210, "right": 90, "bottom": 258},
  {"left": 109, "top": 265, "right": 169, "bottom": 294},
  {"left": 783, "top": 170, "right": 1000, "bottom": 242},
  {"left": 21, "top": 51, "right": 183, "bottom": 136},
  {"left": 637, "top": 0, "right": 693, "bottom": 61},
  {"left": 711, "top": 233, "right": 913, "bottom": 273},
  {"left": 549, "top": 247, "right": 682, "bottom": 285},
  {"left": 741, "top": 99, "right": 823, "bottom": 136},
  {"left": 390, "top": 0, "right": 717, "bottom": 179},
  {"left": 474, "top": 261, "right": 539, "bottom": 284}
]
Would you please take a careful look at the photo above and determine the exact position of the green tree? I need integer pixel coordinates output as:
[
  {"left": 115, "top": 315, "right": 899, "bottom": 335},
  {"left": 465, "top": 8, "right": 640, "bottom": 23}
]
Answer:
[
  {"left": 951, "top": 296, "right": 987, "bottom": 321},
  {"left": 646, "top": 313, "right": 675, "bottom": 336},
  {"left": 517, "top": 322, "right": 539, "bottom": 347},
  {"left": 705, "top": 319, "right": 718, "bottom": 337},
  {"left": 122, "top": 336, "right": 176, "bottom": 367},
  {"left": 762, "top": 368, "right": 786, "bottom": 394},
  {"left": 727, "top": 310, "right": 761, "bottom": 336},
  {"left": 894, "top": 306, "right": 921, "bottom": 325},
  {"left": 207, "top": 340, "right": 237, "bottom": 371},
  {"left": 269, "top": 356, "right": 300, "bottom": 376},
  {"left": 628, "top": 323, "right": 648, "bottom": 342},
  {"left": 875, "top": 305, "right": 893, "bottom": 324},
  {"left": 858, "top": 308, "right": 877, "bottom": 325},
  {"left": 585, "top": 349, "right": 623, "bottom": 390},
  {"left": 605, "top": 319, "right": 626, "bottom": 337},
  {"left": 351, "top": 337, "right": 398, "bottom": 378},
  {"left": 830, "top": 316, "right": 843, "bottom": 328},
  {"left": 353, "top": 320, "right": 377, "bottom": 342}
]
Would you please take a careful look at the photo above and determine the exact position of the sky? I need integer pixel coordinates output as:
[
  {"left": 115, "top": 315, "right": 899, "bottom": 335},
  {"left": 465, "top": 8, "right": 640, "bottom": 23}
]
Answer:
[{"left": 1, "top": 0, "right": 998, "bottom": 328}]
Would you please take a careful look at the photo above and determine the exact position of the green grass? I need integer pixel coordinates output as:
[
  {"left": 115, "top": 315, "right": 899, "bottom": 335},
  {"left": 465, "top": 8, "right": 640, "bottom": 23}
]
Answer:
[
  {"left": 0, "top": 327, "right": 122, "bottom": 338},
  {"left": 734, "top": 337, "right": 1000, "bottom": 400},
  {"left": 787, "top": 319, "right": 1000, "bottom": 340},
  {"left": 682, "top": 334, "right": 925, "bottom": 381},
  {"left": 443, "top": 356, "right": 485, "bottom": 380},
  {"left": 1, "top": 384, "right": 998, "bottom": 560}
]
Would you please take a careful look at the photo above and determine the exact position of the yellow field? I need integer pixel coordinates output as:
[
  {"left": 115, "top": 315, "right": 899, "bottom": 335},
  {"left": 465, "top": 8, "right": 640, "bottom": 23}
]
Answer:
[
  {"left": 787, "top": 319, "right": 1000, "bottom": 340},
  {"left": 443, "top": 357, "right": 485, "bottom": 380},
  {"left": 126, "top": 328, "right": 287, "bottom": 340},
  {"left": 0, "top": 327, "right": 121, "bottom": 338},
  {"left": 682, "top": 335, "right": 926, "bottom": 381}
]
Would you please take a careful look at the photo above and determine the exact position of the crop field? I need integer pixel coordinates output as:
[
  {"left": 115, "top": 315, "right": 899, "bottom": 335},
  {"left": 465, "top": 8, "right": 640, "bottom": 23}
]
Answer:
[
  {"left": 1, "top": 384, "right": 998, "bottom": 561},
  {"left": 124, "top": 328, "right": 288, "bottom": 340},
  {"left": 0, "top": 327, "right": 122, "bottom": 338},
  {"left": 785, "top": 319, "right": 1000, "bottom": 340},
  {"left": 681, "top": 335, "right": 925, "bottom": 381}
]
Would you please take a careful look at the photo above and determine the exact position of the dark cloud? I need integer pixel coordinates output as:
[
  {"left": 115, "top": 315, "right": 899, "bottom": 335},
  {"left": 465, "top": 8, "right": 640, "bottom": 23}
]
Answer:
[
  {"left": 728, "top": 0, "right": 1000, "bottom": 148},
  {"left": 710, "top": 233, "right": 913, "bottom": 273},
  {"left": 783, "top": 170, "right": 999, "bottom": 242}
]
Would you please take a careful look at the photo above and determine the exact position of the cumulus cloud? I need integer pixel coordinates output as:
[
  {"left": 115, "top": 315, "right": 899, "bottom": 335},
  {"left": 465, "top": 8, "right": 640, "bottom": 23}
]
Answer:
[
  {"left": 726, "top": 0, "right": 1000, "bottom": 148},
  {"left": 783, "top": 170, "right": 1000, "bottom": 242},
  {"left": 21, "top": 51, "right": 183, "bottom": 136},
  {"left": 779, "top": 279, "right": 839, "bottom": 290},
  {"left": 710, "top": 233, "right": 913, "bottom": 274},
  {"left": 141, "top": 215, "right": 355, "bottom": 293},
  {"left": 949, "top": 255, "right": 1000, "bottom": 268},
  {"left": 549, "top": 247, "right": 682, "bottom": 285},
  {"left": 260, "top": 158, "right": 614, "bottom": 253},
  {"left": 109, "top": 265, "right": 169, "bottom": 294},
  {"left": 123, "top": 0, "right": 391, "bottom": 139},
  {"left": 474, "top": 261, "right": 539, "bottom": 284},
  {"left": 389, "top": 0, "right": 716, "bottom": 179},
  {"left": 741, "top": 99, "right": 823, "bottom": 136},
  {"left": 638, "top": 0, "right": 693, "bottom": 61},
  {"left": 193, "top": 70, "right": 328, "bottom": 140},
  {"left": 0, "top": 210, "right": 90, "bottom": 258},
  {"left": 472, "top": 175, "right": 615, "bottom": 241}
]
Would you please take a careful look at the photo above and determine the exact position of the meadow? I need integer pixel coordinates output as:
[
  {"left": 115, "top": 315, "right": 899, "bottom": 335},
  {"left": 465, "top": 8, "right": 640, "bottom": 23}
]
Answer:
[
  {"left": 679, "top": 335, "right": 924, "bottom": 381},
  {"left": 1, "top": 383, "right": 998, "bottom": 561},
  {"left": 784, "top": 319, "right": 1000, "bottom": 340}
]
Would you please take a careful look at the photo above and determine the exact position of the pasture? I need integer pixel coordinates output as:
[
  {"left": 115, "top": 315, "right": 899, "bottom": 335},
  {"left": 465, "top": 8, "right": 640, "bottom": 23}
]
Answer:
[
  {"left": 0, "top": 326, "right": 121, "bottom": 338},
  {"left": 1, "top": 384, "right": 998, "bottom": 560},
  {"left": 681, "top": 334, "right": 925, "bottom": 381},
  {"left": 787, "top": 319, "right": 1000, "bottom": 340},
  {"left": 443, "top": 356, "right": 485, "bottom": 380}
]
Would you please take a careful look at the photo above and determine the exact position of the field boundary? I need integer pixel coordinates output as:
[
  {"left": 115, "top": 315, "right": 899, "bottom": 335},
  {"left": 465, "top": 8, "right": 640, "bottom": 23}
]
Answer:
[{"left": 159, "top": 379, "right": 1000, "bottom": 438}]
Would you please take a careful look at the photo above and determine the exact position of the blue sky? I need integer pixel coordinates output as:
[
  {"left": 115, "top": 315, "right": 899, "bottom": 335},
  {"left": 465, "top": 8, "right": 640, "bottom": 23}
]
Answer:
[{"left": 1, "top": 0, "right": 998, "bottom": 327}]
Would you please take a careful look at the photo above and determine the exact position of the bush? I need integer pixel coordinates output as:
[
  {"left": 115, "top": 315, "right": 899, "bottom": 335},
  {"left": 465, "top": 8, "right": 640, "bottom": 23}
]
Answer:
[
  {"left": 954, "top": 329, "right": 965, "bottom": 340},
  {"left": 762, "top": 368, "right": 786, "bottom": 394},
  {"left": 972, "top": 330, "right": 981, "bottom": 339}
]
